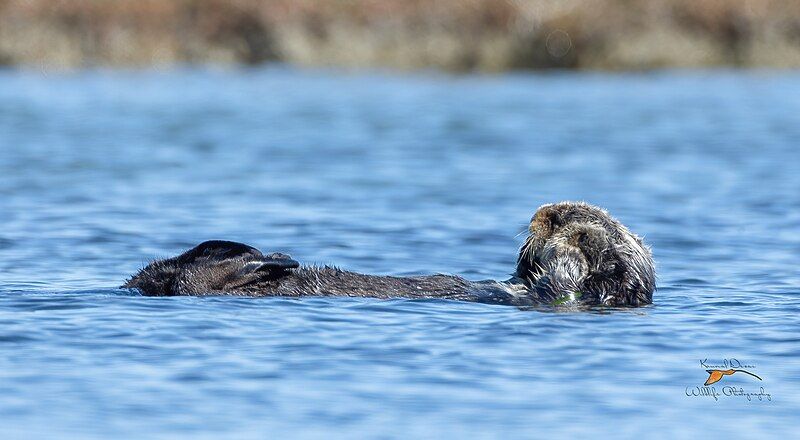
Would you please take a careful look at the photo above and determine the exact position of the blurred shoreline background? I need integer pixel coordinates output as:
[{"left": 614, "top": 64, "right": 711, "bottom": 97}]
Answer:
[{"left": 1, "top": 0, "right": 799, "bottom": 71}]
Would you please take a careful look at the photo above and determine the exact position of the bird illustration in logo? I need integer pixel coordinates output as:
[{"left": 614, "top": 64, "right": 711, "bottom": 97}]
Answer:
[{"left": 704, "top": 369, "right": 762, "bottom": 386}]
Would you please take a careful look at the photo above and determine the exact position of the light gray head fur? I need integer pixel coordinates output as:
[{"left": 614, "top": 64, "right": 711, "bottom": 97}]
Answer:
[{"left": 516, "top": 201, "right": 655, "bottom": 306}]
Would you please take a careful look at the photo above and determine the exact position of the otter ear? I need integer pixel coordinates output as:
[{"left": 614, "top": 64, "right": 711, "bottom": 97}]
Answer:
[
  {"left": 238, "top": 253, "right": 299, "bottom": 279},
  {"left": 177, "top": 240, "right": 263, "bottom": 265}
]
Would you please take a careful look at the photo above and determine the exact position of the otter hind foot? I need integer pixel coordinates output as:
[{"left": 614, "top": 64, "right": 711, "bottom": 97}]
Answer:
[{"left": 123, "top": 240, "right": 299, "bottom": 296}]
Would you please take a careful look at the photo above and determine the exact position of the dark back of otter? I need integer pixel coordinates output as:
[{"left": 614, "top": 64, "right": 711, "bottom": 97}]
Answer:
[
  {"left": 123, "top": 240, "right": 524, "bottom": 304},
  {"left": 252, "top": 267, "right": 531, "bottom": 304}
]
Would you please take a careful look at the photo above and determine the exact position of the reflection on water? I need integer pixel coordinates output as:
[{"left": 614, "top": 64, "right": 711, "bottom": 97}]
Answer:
[{"left": 1, "top": 68, "right": 799, "bottom": 438}]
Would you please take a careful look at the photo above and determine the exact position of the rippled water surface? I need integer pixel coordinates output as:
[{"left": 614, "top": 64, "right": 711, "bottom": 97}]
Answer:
[{"left": 1, "top": 68, "right": 799, "bottom": 438}]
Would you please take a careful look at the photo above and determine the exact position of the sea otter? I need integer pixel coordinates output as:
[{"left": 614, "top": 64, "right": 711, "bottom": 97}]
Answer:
[{"left": 123, "top": 202, "right": 655, "bottom": 306}]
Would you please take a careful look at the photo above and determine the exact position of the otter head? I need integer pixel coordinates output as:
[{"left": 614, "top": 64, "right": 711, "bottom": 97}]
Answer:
[
  {"left": 122, "top": 240, "right": 299, "bottom": 296},
  {"left": 516, "top": 202, "right": 655, "bottom": 306}
]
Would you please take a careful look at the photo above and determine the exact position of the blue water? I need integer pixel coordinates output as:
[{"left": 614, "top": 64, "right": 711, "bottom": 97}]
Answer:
[{"left": 1, "top": 67, "right": 799, "bottom": 438}]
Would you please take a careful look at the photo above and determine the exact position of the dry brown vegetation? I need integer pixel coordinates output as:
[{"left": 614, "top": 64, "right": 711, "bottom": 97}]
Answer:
[{"left": 1, "top": 0, "right": 799, "bottom": 70}]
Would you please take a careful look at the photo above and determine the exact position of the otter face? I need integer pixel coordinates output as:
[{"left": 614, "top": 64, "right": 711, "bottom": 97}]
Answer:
[
  {"left": 122, "top": 240, "right": 299, "bottom": 296},
  {"left": 516, "top": 202, "right": 655, "bottom": 306}
]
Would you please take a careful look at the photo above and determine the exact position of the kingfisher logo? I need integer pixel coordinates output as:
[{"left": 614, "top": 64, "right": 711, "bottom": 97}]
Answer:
[
  {"left": 685, "top": 358, "right": 771, "bottom": 402},
  {"left": 703, "top": 368, "right": 761, "bottom": 386}
]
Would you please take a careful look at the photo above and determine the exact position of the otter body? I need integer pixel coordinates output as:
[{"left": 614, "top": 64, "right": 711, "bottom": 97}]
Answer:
[
  {"left": 123, "top": 202, "right": 656, "bottom": 307},
  {"left": 123, "top": 242, "right": 532, "bottom": 304}
]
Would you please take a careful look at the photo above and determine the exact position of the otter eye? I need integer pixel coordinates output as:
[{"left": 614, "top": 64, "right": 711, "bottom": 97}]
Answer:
[{"left": 549, "top": 213, "right": 562, "bottom": 228}]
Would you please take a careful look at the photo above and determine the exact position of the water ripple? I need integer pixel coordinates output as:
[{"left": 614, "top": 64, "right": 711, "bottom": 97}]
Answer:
[{"left": 1, "top": 68, "right": 799, "bottom": 438}]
